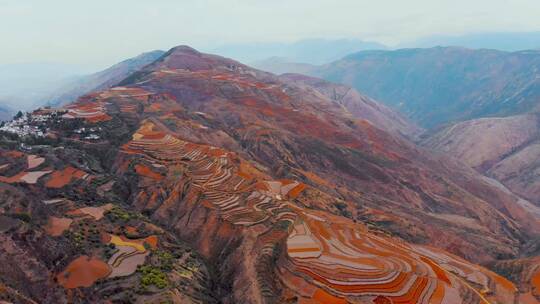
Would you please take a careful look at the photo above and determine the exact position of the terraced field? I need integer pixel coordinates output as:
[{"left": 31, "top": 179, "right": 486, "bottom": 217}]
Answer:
[
  {"left": 45, "top": 166, "right": 89, "bottom": 188},
  {"left": 282, "top": 209, "right": 517, "bottom": 303},
  {"left": 57, "top": 255, "right": 111, "bottom": 289},
  {"left": 62, "top": 98, "right": 112, "bottom": 122},
  {"left": 0, "top": 152, "right": 88, "bottom": 188},
  {"left": 104, "top": 234, "right": 155, "bottom": 277},
  {"left": 27, "top": 155, "right": 44, "bottom": 169},
  {"left": 2, "top": 46, "right": 539, "bottom": 303},
  {"left": 122, "top": 121, "right": 301, "bottom": 227},
  {"left": 0, "top": 170, "right": 52, "bottom": 184},
  {"left": 119, "top": 120, "right": 520, "bottom": 303}
]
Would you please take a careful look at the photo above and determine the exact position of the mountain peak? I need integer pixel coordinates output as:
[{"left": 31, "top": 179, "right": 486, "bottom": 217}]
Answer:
[
  {"left": 139, "top": 45, "right": 244, "bottom": 73},
  {"left": 167, "top": 45, "right": 201, "bottom": 56}
]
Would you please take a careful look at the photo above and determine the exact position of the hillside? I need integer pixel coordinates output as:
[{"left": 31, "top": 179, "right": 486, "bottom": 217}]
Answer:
[
  {"left": 0, "top": 46, "right": 538, "bottom": 303},
  {"left": 257, "top": 47, "right": 540, "bottom": 129},
  {"left": 46, "top": 50, "right": 165, "bottom": 107},
  {"left": 422, "top": 114, "right": 540, "bottom": 205},
  {"left": 278, "top": 73, "right": 422, "bottom": 138}
]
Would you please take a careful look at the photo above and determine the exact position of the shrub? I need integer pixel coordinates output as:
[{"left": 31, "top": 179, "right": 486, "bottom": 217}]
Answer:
[
  {"left": 138, "top": 265, "right": 169, "bottom": 289},
  {"left": 10, "top": 212, "right": 31, "bottom": 223}
]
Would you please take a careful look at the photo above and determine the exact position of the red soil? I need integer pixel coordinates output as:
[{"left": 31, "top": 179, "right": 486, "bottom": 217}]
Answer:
[
  {"left": 312, "top": 288, "right": 347, "bottom": 304},
  {"left": 373, "top": 296, "right": 392, "bottom": 304},
  {"left": 57, "top": 256, "right": 111, "bottom": 288},
  {"left": 45, "top": 216, "right": 73, "bottom": 236},
  {"left": 288, "top": 183, "right": 307, "bottom": 199},
  {"left": 420, "top": 256, "right": 451, "bottom": 284},
  {"left": 45, "top": 167, "right": 87, "bottom": 188},
  {"left": 5, "top": 151, "right": 24, "bottom": 158},
  {"left": 125, "top": 226, "right": 138, "bottom": 235},
  {"left": 143, "top": 235, "right": 158, "bottom": 249},
  {"left": 87, "top": 113, "right": 112, "bottom": 123},
  {"left": 0, "top": 172, "right": 26, "bottom": 183},
  {"left": 532, "top": 269, "right": 540, "bottom": 296},
  {"left": 135, "top": 164, "right": 164, "bottom": 180}
]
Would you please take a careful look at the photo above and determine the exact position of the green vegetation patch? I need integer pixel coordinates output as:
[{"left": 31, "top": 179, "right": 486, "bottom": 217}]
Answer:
[
  {"left": 105, "top": 206, "right": 141, "bottom": 222},
  {"left": 138, "top": 265, "right": 169, "bottom": 290}
]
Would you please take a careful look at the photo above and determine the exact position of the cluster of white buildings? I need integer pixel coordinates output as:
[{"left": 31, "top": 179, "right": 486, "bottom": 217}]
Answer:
[
  {"left": 0, "top": 108, "right": 64, "bottom": 138},
  {"left": 0, "top": 107, "right": 104, "bottom": 140},
  {"left": 74, "top": 127, "right": 102, "bottom": 140},
  {"left": 0, "top": 115, "right": 46, "bottom": 137}
]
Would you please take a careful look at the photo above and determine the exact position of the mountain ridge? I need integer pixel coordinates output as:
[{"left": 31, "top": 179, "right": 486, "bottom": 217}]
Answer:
[
  {"left": 46, "top": 50, "right": 165, "bottom": 107},
  {"left": 255, "top": 46, "right": 540, "bottom": 128}
]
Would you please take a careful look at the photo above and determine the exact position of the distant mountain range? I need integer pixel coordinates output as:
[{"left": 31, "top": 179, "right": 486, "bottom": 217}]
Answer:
[
  {"left": 256, "top": 47, "right": 540, "bottom": 128},
  {"left": 45, "top": 50, "right": 165, "bottom": 107},
  {"left": 402, "top": 31, "right": 540, "bottom": 51},
  {"left": 0, "top": 62, "right": 90, "bottom": 111},
  {"left": 207, "top": 38, "right": 388, "bottom": 65},
  {"left": 0, "top": 52, "right": 165, "bottom": 112},
  {"left": 3, "top": 32, "right": 540, "bottom": 113}
]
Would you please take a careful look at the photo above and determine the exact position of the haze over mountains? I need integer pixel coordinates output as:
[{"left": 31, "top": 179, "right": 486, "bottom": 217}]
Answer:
[
  {"left": 207, "top": 38, "right": 388, "bottom": 65},
  {"left": 2, "top": 31, "right": 540, "bottom": 116},
  {"left": 46, "top": 50, "right": 165, "bottom": 107},
  {"left": 256, "top": 47, "right": 540, "bottom": 128},
  {"left": 403, "top": 31, "right": 540, "bottom": 51},
  {"left": 0, "top": 62, "right": 90, "bottom": 112}
]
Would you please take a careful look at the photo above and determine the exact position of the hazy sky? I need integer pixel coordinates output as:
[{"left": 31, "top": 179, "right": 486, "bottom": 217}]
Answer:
[{"left": 2, "top": 0, "right": 540, "bottom": 68}]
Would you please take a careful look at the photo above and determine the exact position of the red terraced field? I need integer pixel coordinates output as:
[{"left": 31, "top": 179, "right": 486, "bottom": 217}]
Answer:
[
  {"left": 45, "top": 216, "right": 73, "bottom": 236},
  {"left": 45, "top": 166, "right": 88, "bottom": 188},
  {"left": 283, "top": 208, "right": 517, "bottom": 303},
  {"left": 122, "top": 121, "right": 299, "bottom": 227},
  {"left": 135, "top": 164, "right": 164, "bottom": 180},
  {"left": 119, "top": 120, "right": 518, "bottom": 303},
  {"left": 0, "top": 170, "right": 52, "bottom": 184},
  {"left": 57, "top": 255, "right": 111, "bottom": 289},
  {"left": 63, "top": 101, "right": 112, "bottom": 123},
  {"left": 66, "top": 203, "right": 113, "bottom": 220},
  {"left": 99, "top": 86, "right": 154, "bottom": 101}
]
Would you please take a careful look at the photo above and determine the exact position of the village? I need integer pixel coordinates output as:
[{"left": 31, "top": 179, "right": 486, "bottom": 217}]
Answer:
[{"left": 0, "top": 107, "right": 102, "bottom": 140}]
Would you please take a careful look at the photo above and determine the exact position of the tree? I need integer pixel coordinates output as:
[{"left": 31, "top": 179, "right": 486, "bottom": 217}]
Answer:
[{"left": 14, "top": 111, "right": 23, "bottom": 120}]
